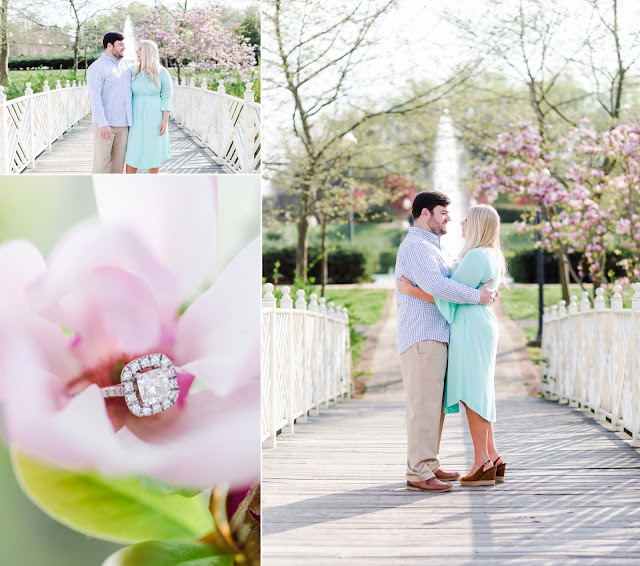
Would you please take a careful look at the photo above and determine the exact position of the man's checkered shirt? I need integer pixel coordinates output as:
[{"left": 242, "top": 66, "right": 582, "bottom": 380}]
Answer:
[{"left": 395, "top": 227, "right": 481, "bottom": 354}]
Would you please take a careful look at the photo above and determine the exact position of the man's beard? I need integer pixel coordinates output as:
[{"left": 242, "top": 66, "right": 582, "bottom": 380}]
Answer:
[{"left": 428, "top": 218, "right": 447, "bottom": 236}]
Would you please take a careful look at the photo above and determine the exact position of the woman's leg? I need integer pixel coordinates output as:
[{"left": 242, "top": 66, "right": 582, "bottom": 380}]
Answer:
[
  {"left": 462, "top": 401, "right": 491, "bottom": 474},
  {"left": 488, "top": 422, "right": 500, "bottom": 463},
  {"left": 148, "top": 167, "right": 159, "bottom": 174},
  {"left": 125, "top": 164, "right": 138, "bottom": 174}
]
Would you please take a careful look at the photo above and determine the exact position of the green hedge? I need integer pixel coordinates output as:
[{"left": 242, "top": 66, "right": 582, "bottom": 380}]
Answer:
[
  {"left": 495, "top": 204, "right": 532, "bottom": 223},
  {"left": 507, "top": 247, "right": 636, "bottom": 283},
  {"left": 378, "top": 249, "right": 397, "bottom": 274},
  {"left": 9, "top": 55, "right": 100, "bottom": 70},
  {"left": 263, "top": 246, "right": 370, "bottom": 284}
]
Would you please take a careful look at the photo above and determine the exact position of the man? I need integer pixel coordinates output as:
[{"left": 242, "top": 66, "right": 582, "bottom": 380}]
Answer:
[
  {"left": 395, "top": 191, "right": 497, "bottom": 492},
  {"left": 87, "top": 32, "right": 133, "bottom": 174}
]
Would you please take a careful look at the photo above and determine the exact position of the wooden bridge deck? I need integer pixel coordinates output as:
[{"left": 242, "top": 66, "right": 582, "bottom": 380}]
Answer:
[
  {"left": 262, "top": 290, "right": 640, "bottom": 565},
  {"left": 22, "top": 116, "right": 228, "bottom": 175}
]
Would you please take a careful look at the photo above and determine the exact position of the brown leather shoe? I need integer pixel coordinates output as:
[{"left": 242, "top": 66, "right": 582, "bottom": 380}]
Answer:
[
  {"left": 435, "top": 468, "right": 461, "bottom": 481},
  {"left": 406, "top": 477, "right": 453, "bottom": 492}
]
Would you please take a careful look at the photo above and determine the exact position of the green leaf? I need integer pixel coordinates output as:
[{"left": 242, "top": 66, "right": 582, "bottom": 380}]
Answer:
[
  {"left": 12, "top": 451, "right": 214, "bottom": 544},
  {"left": 137, "top": 476, "right": 203, "bottom": 498},
  {"left": 103, "top": 541, "right": 233, "bottom": 566}
]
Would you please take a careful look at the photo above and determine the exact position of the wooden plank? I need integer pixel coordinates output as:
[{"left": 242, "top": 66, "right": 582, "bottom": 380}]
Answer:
[
  {"left": 22, "top": 116, "right": 230, "bottom": 175},
  {"left": 262, "top": 290, "right": 640, "bottom": 564}
]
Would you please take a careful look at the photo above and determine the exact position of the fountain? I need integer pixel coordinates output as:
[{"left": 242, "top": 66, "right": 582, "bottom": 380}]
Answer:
[
  {"left": 122, "top": 16, "right": 138, "bottom": 66},
  {"left": 432, "top": 110, "right": 469, "bottom": 259}
]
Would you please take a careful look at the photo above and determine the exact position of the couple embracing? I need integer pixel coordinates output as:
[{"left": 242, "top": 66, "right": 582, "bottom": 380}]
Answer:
[
  {"left": 87, "top": 32, "right": 173, "bottom": 174},
  {"left": 395, "top": 191, "right": 507, "bottom": 492}
]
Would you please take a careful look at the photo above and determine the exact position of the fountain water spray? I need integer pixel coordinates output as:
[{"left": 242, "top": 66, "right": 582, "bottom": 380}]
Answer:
[
  {"left": 432, "top": 111, "right": 469, "bottom": 259},
  {"left": 123, "top": 16, "right": 138, "bottom": 67}
]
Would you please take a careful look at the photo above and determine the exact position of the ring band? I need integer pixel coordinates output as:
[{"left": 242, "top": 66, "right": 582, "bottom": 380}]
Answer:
[{"left": 104, "top": 353, "right": 179, "bottom": 417}]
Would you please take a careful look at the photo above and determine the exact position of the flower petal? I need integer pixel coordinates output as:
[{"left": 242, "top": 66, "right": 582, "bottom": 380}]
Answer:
[
  {"left": 93, "top": 176, "right": 218, "bottom": 302},
  {"left": 174, "top": 238, "right": 260, "bottom": 396},
  {"left": 29, "top": 219, "right": 180, "bottom": 343}
]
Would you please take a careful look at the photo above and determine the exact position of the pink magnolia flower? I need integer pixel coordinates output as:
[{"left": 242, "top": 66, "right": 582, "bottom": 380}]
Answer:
[{"left": 0, "top": 178, "right": 260, "bottom": 489}]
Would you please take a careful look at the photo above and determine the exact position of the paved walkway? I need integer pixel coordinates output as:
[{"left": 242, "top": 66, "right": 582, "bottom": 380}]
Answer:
[
  {"left": 23, "top": 116, "right": 228, "bottom": 174},
  {"left": 262, "top": 292, "right": 640, "bottom": 564}
]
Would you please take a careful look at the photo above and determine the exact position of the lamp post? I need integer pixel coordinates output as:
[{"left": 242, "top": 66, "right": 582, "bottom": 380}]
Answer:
[
  {"left": 342, "top": 132, "right": 358, "bottom": 243},
  {"left": 534, "top": 167, "right": 550, "bottom": 345}
]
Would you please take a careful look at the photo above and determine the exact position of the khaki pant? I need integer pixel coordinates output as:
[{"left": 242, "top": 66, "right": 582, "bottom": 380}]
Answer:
[
  {"left": 92, "top": 124, "right": 128, "bottom": 174},
  {"left": 399, "top": 340, "right": 448, "bottom": 482}
]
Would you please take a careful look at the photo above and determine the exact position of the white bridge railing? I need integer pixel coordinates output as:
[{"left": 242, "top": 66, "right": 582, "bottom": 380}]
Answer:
[
  {"left": 171, "top": 78, "right": 261, "bottom": 174},
  {"left": 542, "top": 283, "right": 640, "bottom": 445},
  {"left": 262, "top": 284, "right": 352, "bottom": 448},
  {"left": 0, "top": 80, "right": 90, "bottom": 173}
]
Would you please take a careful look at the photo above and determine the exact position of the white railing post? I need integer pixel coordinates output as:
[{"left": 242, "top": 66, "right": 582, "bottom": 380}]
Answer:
[
  {"left": 580, "top": 291, "right": 591, "bottom": 312},
  {"left": 0, "top": 86, "right": 9, "bottom": 174},
  {"left": 280, "top": 287, "right": 295, "bottom": 433},
  {"left": 568, "top": 295, "right": 578, "bottom": 314},
  {"left": 632, "top": 283, "right": 640, "bottom": 446},
  {"left": 242, "top": 82, "right": 255, "bottom": 173},
  {"left": 25, "top": 83, "right": 36, "bottom": 168},
  {"left": 308, "top": 293, "right": 320, "bottom": 415},
  {"left": 43, "top": 80, "right": 52, "bottom": 150},
  {"left": 611, "top": 284, "right": 623, "bottom": 311},
  {"left": 263, "top": 283, "right": 277, "bottom": 448},
  {"left": 295, "top": 290, "right": 309, "bottom": 422}
]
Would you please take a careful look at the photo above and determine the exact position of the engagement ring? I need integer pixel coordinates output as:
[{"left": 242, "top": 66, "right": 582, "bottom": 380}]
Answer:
[{"left": 101, "top": 353, "right": 179, "bottom": 417}]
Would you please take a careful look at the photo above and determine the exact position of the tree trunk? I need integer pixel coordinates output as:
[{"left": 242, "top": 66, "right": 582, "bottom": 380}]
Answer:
[
  {"left": 0, "top": 0, "right": 9, "bottom": 86},
  {"left": 74, "top": 26, "right": 81, "bottom": 72},
  {"left": 557, "top": 253, "right": 570, "bottom": 303},
  {"left": 320, "top": 215, "right": 328, "bottom": 297},
  {"left": 296, "top": 215, "right": 309, "bottom": 280}
]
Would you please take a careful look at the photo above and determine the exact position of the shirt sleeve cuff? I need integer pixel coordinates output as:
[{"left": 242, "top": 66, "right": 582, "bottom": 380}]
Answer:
[
  {"left": 471, "top": 288, "right": 481, "bottom": 304},
  {"left": 161, "top": 101, "right": 173, "bottom": 112}
]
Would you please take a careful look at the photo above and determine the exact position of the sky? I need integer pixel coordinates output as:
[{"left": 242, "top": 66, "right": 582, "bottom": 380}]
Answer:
[{"left": 21, "top": 0, "right": 258, "bottom": 31}]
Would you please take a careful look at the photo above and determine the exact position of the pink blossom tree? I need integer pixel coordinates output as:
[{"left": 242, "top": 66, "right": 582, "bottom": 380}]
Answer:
[
  {"left": 138, "top": 4, "right": 256, "bottom": 85},
  {"left": 476, "top": 118, "right": 640, "bottom": 293}
]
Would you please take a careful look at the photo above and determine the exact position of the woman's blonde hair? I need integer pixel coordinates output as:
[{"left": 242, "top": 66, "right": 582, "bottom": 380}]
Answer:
[
  {"left": 458, "top": 204, "right": 507, "bottom": 281},
  {"left": 132, "top": 40, "right": 163, "bottom": 89}
]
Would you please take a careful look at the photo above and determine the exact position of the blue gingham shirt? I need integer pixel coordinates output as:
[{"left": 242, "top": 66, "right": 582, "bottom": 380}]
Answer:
[
  {"left": 87, "top": 54, "right": 132, "bottom": 128},
  {"left": 395, "top": 227, "right": 481, "bottom": 354}
]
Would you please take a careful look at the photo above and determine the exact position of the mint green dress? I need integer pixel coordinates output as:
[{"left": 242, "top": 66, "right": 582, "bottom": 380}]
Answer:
[
  {"left": 434, "top": 247, "right": 501, "bottom": 422},
  {"left": 125, "top": 66, "right": 173, "bottom": 169}
]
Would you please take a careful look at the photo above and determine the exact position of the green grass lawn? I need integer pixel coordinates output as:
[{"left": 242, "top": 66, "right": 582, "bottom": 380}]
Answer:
[
  {"left": 325, "top": 288, "right": 390, "bottom": 367},
  {"left": 6, "top": 68, "right": 260, "bottom": 102},
  {"left": 500, "top": 282, "right": 632, "bottom": 321}
]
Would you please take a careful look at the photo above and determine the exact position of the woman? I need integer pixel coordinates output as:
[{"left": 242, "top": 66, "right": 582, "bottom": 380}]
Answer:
[
  {"left": 125, "top": 40, "right": 173, "bottom": 174},
  {"left": 397, "top": 204, "right": 507, "bottom": 486}
]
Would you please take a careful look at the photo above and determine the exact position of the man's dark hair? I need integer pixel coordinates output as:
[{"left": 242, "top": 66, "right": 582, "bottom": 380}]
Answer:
[
  {"left": 412, "top": 191, "right": 451, "bottom": 220},
  {"left": 103, "top": 32, "right": 124, "bottom": 49}
]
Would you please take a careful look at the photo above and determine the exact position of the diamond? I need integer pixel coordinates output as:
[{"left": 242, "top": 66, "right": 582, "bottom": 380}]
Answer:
[
  {"left": 130, "top": 361, "right": 140, "bottom": 372},
  {"left": 124, "top": 382, "right": 134, "bottom": 393},
  {"left": 161, "top": 355, "right": 170, "bottom": 367},
  {"left": 139, "top": 356, "right": 150, "bottom": 369},
  {"left": 169, "top": 390, "right": 179, "bottom": 403},
  {"left": 161, "top": 399, "right": 171, "bottom": 410},
  {"left": 152, "top": 403, "right": 162, "bottom": 413},
  {"left": 131, "top": 403, "right": 141, "bottom": 416},
  {"left": 142, "top": 406, "right": 152, "bottom": 416},
  {"left": 137, "top": 368, "right": 172, "bottom": 407},
  {"left": 150, "top": 354, "right": 160, "bottom": 365},
  {"left": 122, "top": 369, "right": 132, "bottom": 381}
]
